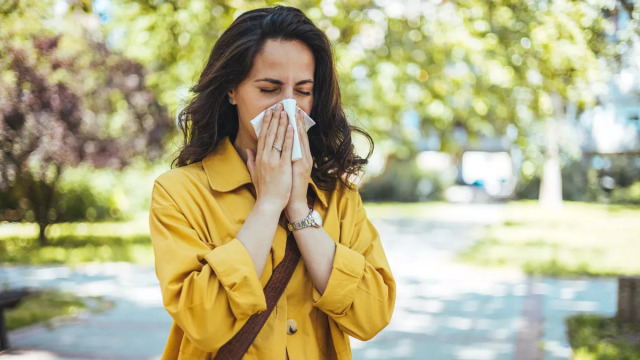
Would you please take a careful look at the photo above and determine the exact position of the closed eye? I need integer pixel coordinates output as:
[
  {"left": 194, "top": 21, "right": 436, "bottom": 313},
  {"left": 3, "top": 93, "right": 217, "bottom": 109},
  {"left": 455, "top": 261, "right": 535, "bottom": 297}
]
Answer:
[{"left": 260, "top": 89, "right": 312, "bottom": 96}]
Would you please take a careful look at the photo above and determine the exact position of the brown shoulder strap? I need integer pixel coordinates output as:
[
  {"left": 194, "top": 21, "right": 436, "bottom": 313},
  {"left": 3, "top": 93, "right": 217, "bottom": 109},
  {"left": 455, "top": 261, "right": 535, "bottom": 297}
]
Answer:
[{"left": 213, "top": 191, "right": 315, "bottom": 360}]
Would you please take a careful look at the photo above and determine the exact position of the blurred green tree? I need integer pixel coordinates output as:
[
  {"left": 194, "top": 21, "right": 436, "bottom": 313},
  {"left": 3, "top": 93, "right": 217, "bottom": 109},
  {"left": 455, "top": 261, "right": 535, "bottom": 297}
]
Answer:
[
  {"left": 104, "top": 0, "right": 636, "bottom": 204},
  {"left": 0, "top": 0, "right": 173, "bottom": 245},
  {"left": 342, "top": 0, "right": 623, "bottom": 207}
]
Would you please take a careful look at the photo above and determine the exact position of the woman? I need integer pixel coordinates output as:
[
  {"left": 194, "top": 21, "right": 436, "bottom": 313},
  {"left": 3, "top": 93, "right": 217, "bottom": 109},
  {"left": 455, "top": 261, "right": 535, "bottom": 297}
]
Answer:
[{"left": 149, "top": 5, "right": 395, "bottom": 360}]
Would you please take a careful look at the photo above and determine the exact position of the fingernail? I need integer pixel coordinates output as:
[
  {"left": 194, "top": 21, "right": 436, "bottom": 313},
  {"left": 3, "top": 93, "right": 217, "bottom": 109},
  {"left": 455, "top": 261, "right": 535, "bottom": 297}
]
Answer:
[{"left": 281, "top": 110, "right": 286, "bottom": 118}]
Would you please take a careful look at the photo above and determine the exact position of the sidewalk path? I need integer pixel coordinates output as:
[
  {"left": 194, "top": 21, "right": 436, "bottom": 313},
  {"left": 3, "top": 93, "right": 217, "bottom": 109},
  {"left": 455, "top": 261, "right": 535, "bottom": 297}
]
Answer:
[
  {"left": 1, "top": 204, "right": 617, "bottom": 359},
  {"left": 1, "top": 263, "right": 170, "bottom": 359},
  {"left": 355, "top": 209, "right": 617, "bottom": 360}
]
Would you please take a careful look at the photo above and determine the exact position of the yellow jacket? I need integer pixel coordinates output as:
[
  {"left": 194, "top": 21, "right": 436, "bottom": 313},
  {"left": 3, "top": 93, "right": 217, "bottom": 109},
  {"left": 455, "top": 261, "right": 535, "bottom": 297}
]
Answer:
[{"left": 149, "top": 137, "right": 395, "bottom": 360}]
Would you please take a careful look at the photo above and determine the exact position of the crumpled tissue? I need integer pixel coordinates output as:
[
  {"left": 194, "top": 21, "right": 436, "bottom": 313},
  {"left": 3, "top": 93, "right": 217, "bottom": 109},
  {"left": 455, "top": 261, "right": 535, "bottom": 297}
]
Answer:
[{"left": 249, "top": 98, "right": 315, "bottom": 161}]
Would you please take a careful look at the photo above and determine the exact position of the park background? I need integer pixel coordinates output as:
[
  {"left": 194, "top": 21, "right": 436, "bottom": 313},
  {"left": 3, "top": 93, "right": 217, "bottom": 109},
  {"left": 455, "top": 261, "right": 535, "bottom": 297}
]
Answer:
[{"left": 1, "top": 0, "right": 640, "bottom": 359}]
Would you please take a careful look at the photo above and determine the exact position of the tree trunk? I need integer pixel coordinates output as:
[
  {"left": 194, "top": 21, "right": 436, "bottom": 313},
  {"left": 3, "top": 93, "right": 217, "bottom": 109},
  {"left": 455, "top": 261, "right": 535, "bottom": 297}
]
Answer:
[
  {"left": 539, "top": 94, "right": 564, "bottom": 209},
  {"left": 22, "top": 166, "right": 60, "bottom": 247},
  {"left": 539, "top": 118, "right": 563, "bottom": 209},
  {"left": 617, "top": 276, "right": 640, "bottom": 324},
  {"left": 34, "top": 193, "right": 51, "bottom": 247},
  {"left": 38, "top": 221, "right": 48, "bottom": 247}
]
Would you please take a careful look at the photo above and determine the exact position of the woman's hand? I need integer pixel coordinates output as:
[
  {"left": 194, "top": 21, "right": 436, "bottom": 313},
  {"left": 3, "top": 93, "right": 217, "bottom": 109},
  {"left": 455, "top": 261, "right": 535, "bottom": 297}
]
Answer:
[
  {"left": 246, "top": 103, "right": 295, "bottom": 215},
  {"left": 285, "top": 107, "right": 314, "bottom": 222}
]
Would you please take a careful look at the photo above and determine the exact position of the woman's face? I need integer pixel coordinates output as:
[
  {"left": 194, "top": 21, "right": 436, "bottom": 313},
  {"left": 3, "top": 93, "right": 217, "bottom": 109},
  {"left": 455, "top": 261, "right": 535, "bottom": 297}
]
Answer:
[{"left": 229, "top": 39, "right": 315, "bottom": 146}]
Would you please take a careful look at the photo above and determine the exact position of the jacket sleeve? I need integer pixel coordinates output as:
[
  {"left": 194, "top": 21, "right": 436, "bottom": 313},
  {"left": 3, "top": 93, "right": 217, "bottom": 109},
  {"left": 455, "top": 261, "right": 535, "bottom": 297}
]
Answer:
[
  {"left": 149, "top": 180, "right": 267, "bottom": 352},
  {"left": 311, "top": 188, "right": 396, "bottom": 341}
]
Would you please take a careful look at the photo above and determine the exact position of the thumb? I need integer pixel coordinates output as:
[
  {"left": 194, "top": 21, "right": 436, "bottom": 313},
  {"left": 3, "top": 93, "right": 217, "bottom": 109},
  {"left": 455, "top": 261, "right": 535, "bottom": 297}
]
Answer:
[{"left": 246, "top": 148, "right": 256, "bottom": 179}]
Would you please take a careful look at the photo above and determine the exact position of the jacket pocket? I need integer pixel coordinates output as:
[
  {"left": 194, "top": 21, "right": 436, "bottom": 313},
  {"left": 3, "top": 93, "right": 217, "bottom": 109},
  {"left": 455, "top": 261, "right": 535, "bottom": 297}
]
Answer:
[{"left": 314, "top": 307, "right": 331, "bottom": 356}]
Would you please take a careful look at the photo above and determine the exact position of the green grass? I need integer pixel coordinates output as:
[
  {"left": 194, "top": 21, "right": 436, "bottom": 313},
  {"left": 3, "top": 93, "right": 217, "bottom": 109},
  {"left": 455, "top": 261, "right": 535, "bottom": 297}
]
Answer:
[
  {"left": 458, "top": 201, "right": 640, "bottom": 277},
  {"left": 566, "top": 314, "right": 640, "bottom": 360},
  {"left": 5, "top": 289, "right": 113, "bottom": 331},
  {"left": 0, "top": 203, "right": 451, "bottom": 266},
  {"left": 0, "top": 214, "right": 153, "bottom": 265},
  {"left": 3, "top": 201, "right": 639, "bottom": 274}
]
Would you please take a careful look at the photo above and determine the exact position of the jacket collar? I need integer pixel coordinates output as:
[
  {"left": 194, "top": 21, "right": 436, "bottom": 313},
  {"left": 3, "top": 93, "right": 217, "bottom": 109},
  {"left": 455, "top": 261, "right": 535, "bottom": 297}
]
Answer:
[{"left": 202, "top": 137, "right": 328, "bottom": 207}]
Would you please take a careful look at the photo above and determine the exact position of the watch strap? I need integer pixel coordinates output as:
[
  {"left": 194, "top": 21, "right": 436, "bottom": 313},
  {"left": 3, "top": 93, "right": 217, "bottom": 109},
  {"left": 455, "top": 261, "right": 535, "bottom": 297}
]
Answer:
[{"left": 287, "top": 209, "right": 313, "bottom": 231}]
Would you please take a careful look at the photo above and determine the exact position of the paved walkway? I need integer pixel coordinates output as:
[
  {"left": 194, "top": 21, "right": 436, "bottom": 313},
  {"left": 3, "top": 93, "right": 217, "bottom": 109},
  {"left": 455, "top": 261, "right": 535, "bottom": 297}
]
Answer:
[
  {"left": 350, "top": 211, "right": 617, "bottom": 360},
  {"left": 0, "top": 204, "right": 618, "bottom": 359},
  {"left": 1, "top": 263, "right": 170, "bottom": 359}
]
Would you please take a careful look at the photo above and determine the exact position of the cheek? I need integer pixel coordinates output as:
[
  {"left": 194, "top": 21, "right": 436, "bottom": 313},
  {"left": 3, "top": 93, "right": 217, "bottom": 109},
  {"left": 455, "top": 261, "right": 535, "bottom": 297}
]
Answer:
[
  {"left": 239, "top": 101, "right": 271, "bottom": 121},
  {"left": 299, "top": 98, "right": 313, "bottom": 115}
]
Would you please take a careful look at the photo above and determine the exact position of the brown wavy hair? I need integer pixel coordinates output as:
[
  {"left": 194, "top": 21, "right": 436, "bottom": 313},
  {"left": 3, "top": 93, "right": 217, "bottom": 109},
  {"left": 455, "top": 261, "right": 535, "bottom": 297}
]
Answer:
[{"left": 174, "top": 5, "right": 373, "bottom": 192}]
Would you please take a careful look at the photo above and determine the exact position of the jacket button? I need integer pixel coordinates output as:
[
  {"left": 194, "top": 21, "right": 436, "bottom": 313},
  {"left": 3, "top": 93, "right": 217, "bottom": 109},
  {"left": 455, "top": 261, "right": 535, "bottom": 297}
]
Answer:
[{"left": 287, "top": 319, "right": 298, "bottom": 335}]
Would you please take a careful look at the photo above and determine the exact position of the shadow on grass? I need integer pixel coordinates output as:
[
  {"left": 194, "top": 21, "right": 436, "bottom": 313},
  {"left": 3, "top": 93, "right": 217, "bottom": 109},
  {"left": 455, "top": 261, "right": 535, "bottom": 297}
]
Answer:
[
  {"left": 5, "top": 289, "right": 113, "bottom": 331},
  {"left": 457, "top": 202, "right": 640, "bottom": 277},
  {"left": 0, "top": 234, "right": 153, "bottom": 265},
  {"left": 458, "top": 238, "right": 637, "bottom": 278}
]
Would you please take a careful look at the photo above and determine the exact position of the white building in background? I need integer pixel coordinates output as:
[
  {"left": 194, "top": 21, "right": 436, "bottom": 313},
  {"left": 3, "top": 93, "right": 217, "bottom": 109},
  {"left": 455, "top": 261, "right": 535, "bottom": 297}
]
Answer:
[
  {"left": 448, "top": 134, "right": 521, "bottom": 202},
  {"left": 411, "top": 124, "right": 521, "bottom": 202}
]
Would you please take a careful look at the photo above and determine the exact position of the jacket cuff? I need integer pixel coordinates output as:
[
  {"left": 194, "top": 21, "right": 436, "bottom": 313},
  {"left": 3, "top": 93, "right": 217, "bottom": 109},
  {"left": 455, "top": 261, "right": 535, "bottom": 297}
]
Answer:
[
  {"left": 205, "top": 238, "right": 267, "bottom": 319},
  {"left": 312, "top": 243, "right": 365, "bottom": 316}
]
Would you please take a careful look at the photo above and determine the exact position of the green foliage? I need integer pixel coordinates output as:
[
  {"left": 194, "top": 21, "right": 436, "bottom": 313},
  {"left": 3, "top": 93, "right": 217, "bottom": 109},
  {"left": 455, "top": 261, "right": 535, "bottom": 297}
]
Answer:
[
  {"left": 106, "top": 0, "right": 250, "bottom": 113},
  {"left": 5, "top": 289, "right": 113, "bottom": 331},
  {"left": 0, "top": 217, "right": 153, "bottom": 265},
  {"left": 515, "top": 175, "right": 541, "bottom": 200},
  {"left": 517, "top": 160, "right": 588, "bottom": 201},
  {"left": 341, "top": 0, "right": 615, "bottom": 155},
  {"left": 602, "top": 156, "right": 640, "bottom": 188},
  {"left": 0, "top": 0, "right": 173, "bottom": 244},
  {"left": 0, "top": 162, "right": 165, "bottom": 223},
  {"left": 611, "top": 182, "right": 640, "bottom": 205},
  {"left": 53, "top": 181, "right": 120, "bottom": 223},
  {"left": 360, "top": 157, "right": 453, "bottom": 202},
  {"left": 561, "top": 158, "right": 590, "bottom": 201},
  {"left": 566, "top": 314, "right": 640, "bottom": 360},
  {"left": 102, "top": 0, "right": 640, "bottom": 207},
  {"left": 51, "top": 163, "right": 163, "bottom": 222},
  {"left": 584, "top": 168, "right": 610, "bottom": 203},
  {"left": 515, "top": 156, "right": 640, "bottom": 202},
  {"left": 457, "top": 201, "right": 640, "bottom": 277},
  {"left": 105, "top": 0, "right": 623, "bottom": 155}
]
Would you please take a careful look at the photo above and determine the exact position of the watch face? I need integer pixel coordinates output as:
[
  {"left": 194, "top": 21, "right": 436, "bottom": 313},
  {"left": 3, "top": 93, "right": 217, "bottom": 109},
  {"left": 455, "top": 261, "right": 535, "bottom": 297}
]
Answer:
[{"left": 311, "top": 210, "right": 323, "bottom": 226}]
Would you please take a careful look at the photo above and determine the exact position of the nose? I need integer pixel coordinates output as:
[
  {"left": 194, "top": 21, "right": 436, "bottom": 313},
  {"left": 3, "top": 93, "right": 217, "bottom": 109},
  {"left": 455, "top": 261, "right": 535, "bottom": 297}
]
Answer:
[{"left": 280, "top": 86, "right": 295, "bottom": 101}]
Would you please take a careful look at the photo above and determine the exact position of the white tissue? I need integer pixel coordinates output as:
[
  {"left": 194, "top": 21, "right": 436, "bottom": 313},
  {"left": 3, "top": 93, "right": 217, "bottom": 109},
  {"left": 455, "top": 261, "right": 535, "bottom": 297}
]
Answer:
[{"left": 249, "top": 98, "right": 316, "bottom": 161}]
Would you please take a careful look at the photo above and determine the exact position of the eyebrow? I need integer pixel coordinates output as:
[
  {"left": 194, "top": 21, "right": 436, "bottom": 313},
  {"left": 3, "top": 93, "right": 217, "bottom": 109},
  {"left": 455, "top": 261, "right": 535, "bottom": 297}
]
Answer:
[{"left": 254, "top": 78, "right": 314, "bottom": 85}]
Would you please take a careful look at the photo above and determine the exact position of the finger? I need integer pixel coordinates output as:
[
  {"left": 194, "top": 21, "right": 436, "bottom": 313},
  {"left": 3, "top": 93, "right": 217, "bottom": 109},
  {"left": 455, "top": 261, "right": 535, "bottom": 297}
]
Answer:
[
  {"left": 257, "top": 108, "right": 272, "bottom": 157},
  {"left": 281, "top": 124, "right": 294, "bottom": 161},
  {"left": 264, "top": 104, "right": 282, "bottom": 154},
  {"left": 273, "top": 111, "right": 288, "bottom": 153}
]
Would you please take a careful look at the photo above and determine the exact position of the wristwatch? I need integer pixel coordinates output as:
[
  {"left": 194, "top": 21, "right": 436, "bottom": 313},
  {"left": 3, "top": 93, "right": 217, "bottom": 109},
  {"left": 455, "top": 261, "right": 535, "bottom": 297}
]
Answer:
[{"left": 287, "top": 209, "right": 323, "bottom": 231}]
